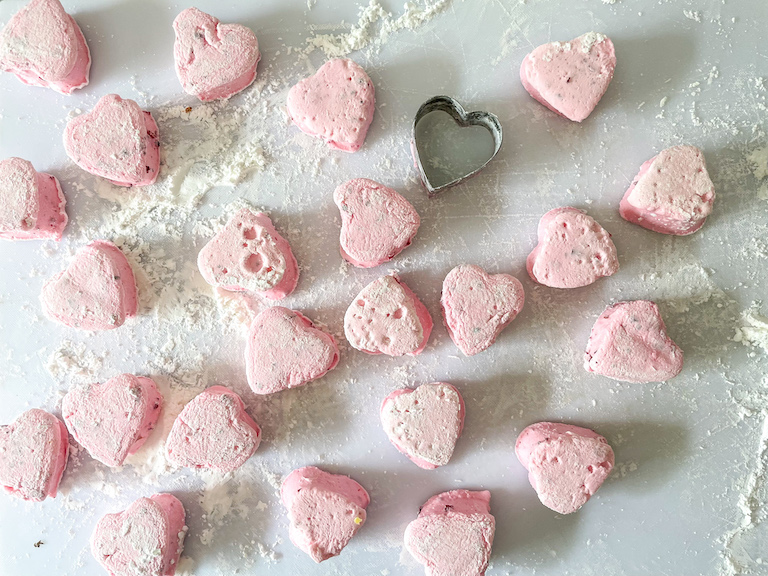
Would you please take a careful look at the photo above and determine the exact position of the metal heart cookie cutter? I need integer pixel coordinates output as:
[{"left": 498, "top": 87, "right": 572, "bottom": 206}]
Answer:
[{"left": 411, "top": 95, "right": 503, "bottom": 198}]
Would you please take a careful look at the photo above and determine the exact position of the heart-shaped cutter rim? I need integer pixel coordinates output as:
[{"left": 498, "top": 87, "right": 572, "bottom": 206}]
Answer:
[{"left": 411, "top": 95, "right": 503, "bottom": 198}]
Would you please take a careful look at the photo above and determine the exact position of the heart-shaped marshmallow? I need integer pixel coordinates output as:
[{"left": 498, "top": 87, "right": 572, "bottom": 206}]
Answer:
[
  {"left": 91, "top": 494, "right": 187, "bottom": 576},
  {"left": 620, "top": 145, "right": 716, "bottom": 235},
  {"left": 527, "top": 207, "right": 619, "bottom": 289},
  {"left": 64, "top": 94, "right": 160, "bottom": 187},
  {"left": 344, "top": 273, "right": 433, "bottom": 356},
  {"left": 441, "top": 264, "right": 525, "bottom": 356},
  {"left": 281, "top": 466, "right": 369, "bottom": 562},
  {"left": 584, "top": 300, "right": 683, "bottom": 383},
  {"left": 380, "top": 382, "right": 464, "bottom": 469},
  {"left": 198, "top": 208, "right": 299, "bottom": 300},
  {"left": 0, "top": 0, "right": 90, "bottom": 94},
  {"left": 245, "top": 306, "right": 339, "bottom": 395},
  {"left": 521, "top": 32, "right": 615, "bottom": 122},
  {"left": 334, "top": 178, "right": 420, "bottom": 268},
  {"left": 0, "top": 157, "right": 67, "bottom": 241},
  {"left": 287, "top": 58, "right": 375, "bottom": 152},
  {"left": 404, "top": 489, "right": 495, "bottom": 576},
  {"left": 0, "top": 409, "right": 69, "bottom": 501},
  {"left": 62, "top": 374, "right": 163, "bottom": 467},
  {"left": 173, "top": 7, "right": 260, "bottom": 102},
  {"left": 165, "top": 386, "right": 261, "bottom": 472},
  {"left": 515, "top": 422, "right": 614, "bottom": 514},
  {"left": 40, "top": 240, "right": 138, "bottom": 330}
]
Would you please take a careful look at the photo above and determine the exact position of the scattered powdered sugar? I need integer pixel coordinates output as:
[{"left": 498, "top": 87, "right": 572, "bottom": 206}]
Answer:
[
  {"left": 304, "top": 0, "right": 448, "bottom": 57},
  {"left": 734, "top": 309, "right": 768, "bottom": 355},
  {"left": 721, "top": 377, "right": 768, "bottom": 576},
  {"left": 580, "top": 31, "right": 607, "bottom": 53},
  {"left": 45, "top": 341, "right": 104, "bottom": 387},
  {"left": 684, "top": 9, "right": 703, "bottom": 23}
]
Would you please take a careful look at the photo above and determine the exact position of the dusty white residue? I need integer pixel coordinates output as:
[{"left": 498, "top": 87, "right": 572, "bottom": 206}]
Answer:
[
  {"left": 580, "top": 31, "right": 607, "bottom": 53},
  {"left": 45, "top": 340, "right": 103, "bottom": 386},
  {"left": 734, "top": 309, "right": 768, "bottom": 355},
  {"left": 684, "top": 9, "right": 702, "bottom": 22},
  {"left": 213, "top": 288, "right": 267, "bottom": 333},
  {"left": 721, "top": 378, "right": 768, "bottom": 576},
  {"left": 304, "top": 0, "right": 449, "bottom": 57},
  {"left": 198, "top": 471, "right": 236, "bottom": 546}
]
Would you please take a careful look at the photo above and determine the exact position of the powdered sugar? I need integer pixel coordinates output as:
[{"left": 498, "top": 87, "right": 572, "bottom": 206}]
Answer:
[
  {"left": 734, "top": 309, "right": 768, "bottom": 356},
  {"left": 580, "top": 31, "right": 607, "bottom": 53},
  {"left": 305, "top": 0, "right": 448, "bottom": 57}
]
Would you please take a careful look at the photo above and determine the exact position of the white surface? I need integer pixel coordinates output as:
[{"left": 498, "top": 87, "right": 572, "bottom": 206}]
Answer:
[{"left": 1, "top": 1, "right": 767, "bottom": 575}]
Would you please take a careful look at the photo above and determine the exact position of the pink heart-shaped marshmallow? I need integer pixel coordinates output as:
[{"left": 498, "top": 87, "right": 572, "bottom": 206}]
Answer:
[
  {"left": 64, "top": 94, "right": 160, "bottom": 187},
  {"left": 380, "top": 382, "right": 465, "bottom": 469},
  {"left": 197, "top": 208, "right": 298, "bottom": 300},
  {"left": 620, "top": 145, "right": 716, "bottom": 235},
  {"left": 344, "top": 273, "right": 433, "bottom": 356},
  {"left": 521, "top": 32, "right": 615, "bottom": 122},
  {"left": 91, "top": 494, "right": 187, "bottom": 576},
  {"left": 334, "top": 178, "right": 420, "bottom": 268},
  {"left": 40, "top": 240, "right": 138, "bottom": 330},
  {"left": 527, "top": 207, "right": 619, "bottom": 288},
  {"left": 62, "top": 374, "right": 163, "bottom": 467},
  {"left": 245, "top": 306, "right": 339, "bottom": 395},
  {"left": 441, "top": 264, "right": 525, "bottom": 356},
  {"left": 0, "top": 409, "right": 69, "bottom": 501},
  {"left": 165, "top": 386, "right": 261, "bottom": 472},
  {"left": 0, "top": 157, "right": 67, "bottom": 241},
  {"left": 173, "top": 7, "right": 260, "bottom": 102},
  {"left": 0, "top": 0, "right": 90, "bottom": 94},
  {"left": 404, "top": 490, "right": 495, "bottom": 576},
  {"left": 516, "top": 422, "right": 614, "bottom": 514},
  {"left": 584, "top": 300, "right": 684, "bottom": 383},
  {"left": 287, "top": 58, "right": 375, "bottom": 152},
  {"left": 281, "top": 466, "right": 369, "bottom": 562}
]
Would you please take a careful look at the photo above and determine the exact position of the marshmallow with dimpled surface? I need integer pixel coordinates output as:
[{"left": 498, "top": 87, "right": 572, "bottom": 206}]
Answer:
[
  {"left": 64, "top": 94, "right": 160, "bottom": 187},
  {"left": 40, "top": 240, "right": 138, "bottom": 330},
  {"left": 527, "top": 207, "right": 619, "bottom": 289},
  {"left": 344, "top": 274, "right": 433, "bottom": 356},
  {"left": 380, "top": 382, "right": 465, "bottom": 469},
  {"left": 287, "top": 58, "right": 375, "bottom": 152},
  {"left": 441, "top": 264, "right": 525, "bottom": 356},
  {"left": 62, "top": 374, "right": 162, "bottom": 467},
  {"left": 197, "top": 208, "right": 298, "bottom": 300},
  {"left": 334, "top": 178, "right": 420, "bottom": 267},
  {"left": 91, "top": 494, "right": 187, "bottom": 576},
  {"left": 165, "top": 386, "right": 261, "bottom": 472},
  {"left": 620, "top": 145, "right": 715, "bottom": 235},
  {"left": 584, "top": 300, "right": 683, "bottom": 383},
  {"left": 281, "top": 466, "right": 369, "bottom": 562},
  {"left": 0, "top": 157, "right": 67, "bottom": 241},
  {"left": 404, "top": 489, "right": 495, "bottom": 576},
  {"left": 521, "top": 32, "right": 615, "bottom": 122},
  {"left": 516, "top": 422, "right": 614, "bottom": 514},
  {"left": 173, "top": 7, "right": 260, "bottom": 102},
  {"left": 0, "top": 409, "right": 69, "bottom": 501},
  {"left": 246, "top": 307, "right": 339, "bottom": 395},
  {"left": 0, "top": 0, "right": 90, "bottom": 94}
]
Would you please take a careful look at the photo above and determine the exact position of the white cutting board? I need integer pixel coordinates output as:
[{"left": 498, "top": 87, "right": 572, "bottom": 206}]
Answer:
[{"left": 1, "top": 1, "right": 767, "bottom": 575}]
